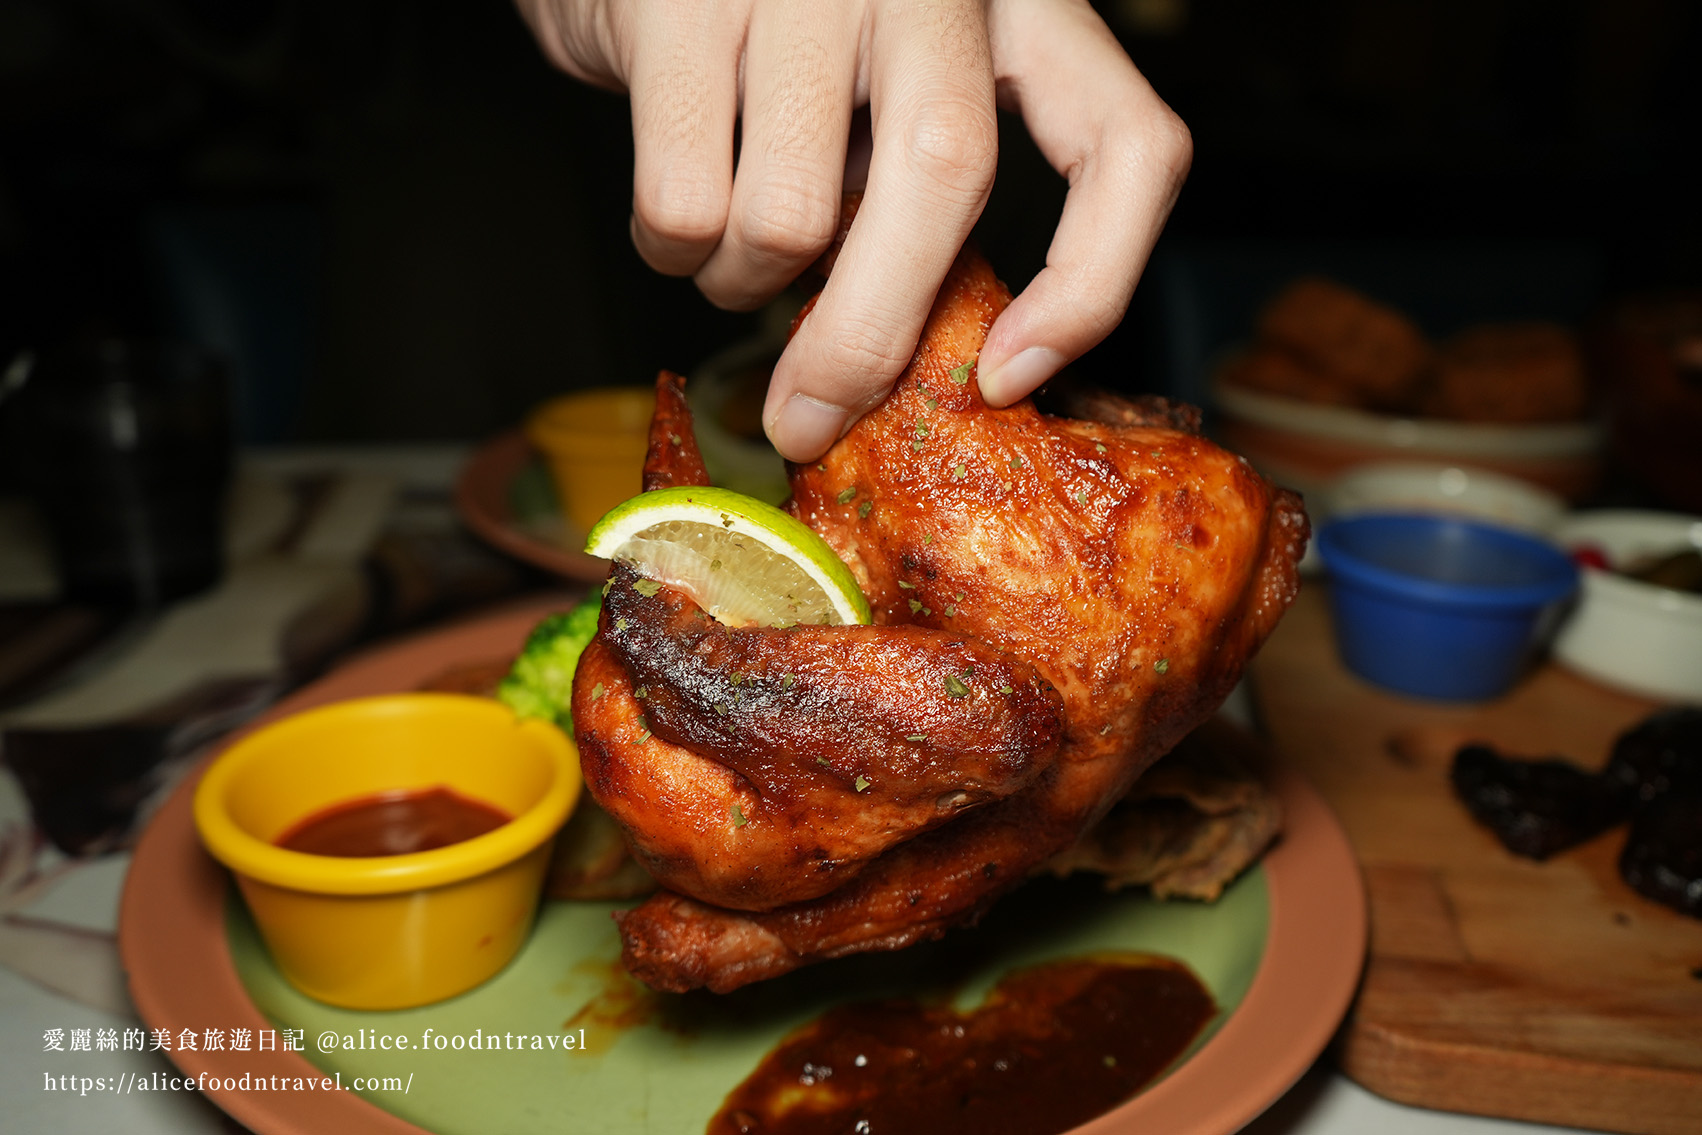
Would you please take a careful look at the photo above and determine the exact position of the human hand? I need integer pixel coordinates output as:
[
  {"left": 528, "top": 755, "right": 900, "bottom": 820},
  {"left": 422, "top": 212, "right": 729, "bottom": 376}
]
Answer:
[{"left": 517, "top": 0, "right": 1191, "bottom": 461}]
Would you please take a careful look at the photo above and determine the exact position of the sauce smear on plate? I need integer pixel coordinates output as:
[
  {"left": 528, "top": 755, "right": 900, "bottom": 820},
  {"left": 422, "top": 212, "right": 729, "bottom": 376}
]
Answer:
[
  {"left": 275, "top": 787, "right": 511, "bottom": 857},
  {"left": 709, "top": 954, "right": 1215, "bottom": 1135}
]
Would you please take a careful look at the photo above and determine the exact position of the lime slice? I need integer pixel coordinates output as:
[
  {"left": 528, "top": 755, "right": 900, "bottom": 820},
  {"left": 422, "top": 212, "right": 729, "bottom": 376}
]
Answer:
[{"left": 584, "top": 486, "right": 872, "bottom": 628}]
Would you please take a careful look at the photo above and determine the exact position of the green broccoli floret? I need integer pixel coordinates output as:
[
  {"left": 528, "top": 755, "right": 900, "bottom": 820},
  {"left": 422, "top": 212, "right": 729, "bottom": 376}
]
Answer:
[{"left": 497, "top": 591, "right": 603, "bottom": 730}]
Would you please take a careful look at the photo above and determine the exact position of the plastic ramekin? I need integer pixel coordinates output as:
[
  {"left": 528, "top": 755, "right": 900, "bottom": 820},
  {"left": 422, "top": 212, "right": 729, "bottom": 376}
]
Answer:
[
  {"left": 193, "top": 693, "right": 580, "bottom": 1009},
  {"left": 1316, "top": 514, "right": 1579, "bottom": 701},
  {"left": 525, "top": 387, "right": 655, "bottom": 534}
]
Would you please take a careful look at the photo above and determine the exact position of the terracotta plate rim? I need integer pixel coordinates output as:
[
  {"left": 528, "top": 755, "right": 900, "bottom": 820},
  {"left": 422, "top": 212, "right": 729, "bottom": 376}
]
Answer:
[
  {"left": 453, "top": 430, "right": 610, "bottom": 582},
  {"left": 118, "top": 601, "right": 1367, "bottom": 1135}
]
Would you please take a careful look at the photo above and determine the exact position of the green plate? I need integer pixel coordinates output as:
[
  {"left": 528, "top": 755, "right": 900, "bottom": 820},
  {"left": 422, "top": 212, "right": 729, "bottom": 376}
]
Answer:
[{"left": 230, "top": 871, "right": 1268, "bottom": 1134}]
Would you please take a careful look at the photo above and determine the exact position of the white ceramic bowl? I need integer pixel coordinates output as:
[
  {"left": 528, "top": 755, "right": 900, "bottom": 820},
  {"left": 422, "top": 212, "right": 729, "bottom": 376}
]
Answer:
[
  {"left": 1551, "top": 510, "right": 1702, "bottom": 704},
  {"left": 1212, "top": 378, "right": 1605, "bottom": 503},
  {"left": 1326, "top": 462, "right": 1568, "bottom": 533}
]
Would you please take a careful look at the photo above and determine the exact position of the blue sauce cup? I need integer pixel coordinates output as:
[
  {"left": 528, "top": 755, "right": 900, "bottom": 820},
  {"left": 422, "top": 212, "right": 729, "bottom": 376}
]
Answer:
[{"left": 1315, "top": 514, "right": 1579, "bottom": 701}]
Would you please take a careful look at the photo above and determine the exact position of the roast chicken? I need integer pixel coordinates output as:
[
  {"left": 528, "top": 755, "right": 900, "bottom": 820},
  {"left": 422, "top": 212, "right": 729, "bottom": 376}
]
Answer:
[{"left": 573, "top": 246, "right": 1308, "bottom": 993}]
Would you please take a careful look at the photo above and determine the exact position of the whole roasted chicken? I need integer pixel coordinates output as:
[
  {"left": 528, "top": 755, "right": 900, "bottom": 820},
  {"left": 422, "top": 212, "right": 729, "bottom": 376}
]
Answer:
[{"left": 573, "top": 246, "right": 1308, "bottom": 993}]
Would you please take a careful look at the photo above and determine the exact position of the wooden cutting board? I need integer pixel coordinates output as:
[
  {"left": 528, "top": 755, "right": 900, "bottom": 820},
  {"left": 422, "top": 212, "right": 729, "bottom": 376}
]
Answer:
[{"left": 1249, "top": 585, "right": 1702, "bottom": 1135}]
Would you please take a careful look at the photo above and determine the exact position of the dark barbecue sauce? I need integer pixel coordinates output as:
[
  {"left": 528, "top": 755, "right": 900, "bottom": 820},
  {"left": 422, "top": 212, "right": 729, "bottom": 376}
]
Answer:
[
  {"left": 275, "top": 787, "right": 512, "bottom": 857},
  {"left": 708, "top": 954, "right": 1216, "bottom": 1135}
]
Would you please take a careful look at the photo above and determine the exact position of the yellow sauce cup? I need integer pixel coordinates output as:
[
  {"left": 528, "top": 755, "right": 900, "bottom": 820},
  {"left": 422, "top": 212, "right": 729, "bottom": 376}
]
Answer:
[
  {"left": 525, "top": 387, "right": 656, "bottom": 535},
  {"left": 193, "top": 694, "right": 580, "bottom": 1009}
]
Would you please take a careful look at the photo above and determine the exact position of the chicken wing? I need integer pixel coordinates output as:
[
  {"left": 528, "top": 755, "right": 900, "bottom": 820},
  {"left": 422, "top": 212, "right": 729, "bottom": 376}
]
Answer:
[
  {"left": 575, "top": 562, "right": 1065, "bottom": 910},
  {"left": 583, "top": 248, "right": 1307, "bottom": 993}
]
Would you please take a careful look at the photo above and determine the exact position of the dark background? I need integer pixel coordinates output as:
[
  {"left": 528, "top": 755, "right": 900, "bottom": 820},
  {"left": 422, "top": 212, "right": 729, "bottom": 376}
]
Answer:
[{"left": 0, "top": 0, "right": 1695, "bottom": 443}]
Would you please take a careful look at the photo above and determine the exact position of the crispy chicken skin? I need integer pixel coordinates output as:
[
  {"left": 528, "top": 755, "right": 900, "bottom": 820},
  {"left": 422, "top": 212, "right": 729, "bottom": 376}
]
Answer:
[
  {"left": 575, "top": 562, "right": 1065, "bottom": 910},
  {"left": 583, "top": 249, "right": 1308, "bottom": 993}
]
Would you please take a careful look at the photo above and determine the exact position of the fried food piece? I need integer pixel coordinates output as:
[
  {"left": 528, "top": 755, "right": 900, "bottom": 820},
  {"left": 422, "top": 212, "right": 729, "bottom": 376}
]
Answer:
[
  {"left": 1425, "top": 323, "right": 1590, "bottom": 423},
  {"left": 1220, "top": 344, "right": 1363, "bottom": 407},
  {"left": 1047, "top": 718, "right": 1282, "bottom": 901},
  {"left": 1253, "top": 277, "right": 1433, "bottom": 409}
]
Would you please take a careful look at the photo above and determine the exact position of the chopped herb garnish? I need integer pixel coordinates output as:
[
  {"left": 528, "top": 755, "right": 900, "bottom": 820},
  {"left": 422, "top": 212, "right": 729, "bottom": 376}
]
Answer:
[
  {"left": 908, "top": 598, "right": 923, "bottom": 614},
  {"left": 1155, "top": 658, "right": 1170, "bottom": 674},
  {"left": 906, "top": 734, "right": 929, "bottom": 742},
  {"left": 731, "top": 804, "right": 748, "bottom": 828},
  {"left": 632, "top": 579, "right": 662, "bottom": 597},
  {"left": 999, "top": 684, "right": 1013, "bottom": 695},
  {"left": 1096, "top": 443, "right": 1107, "bottom": 455},
  {"left": 730, "top": 671, "right": 744, "bottom": 685},
  {"left": 710, "top": 558, "right": 723, "bottom": 570},
  {"left": 817, "top": 463, "right": 827, "bottom": 472},
  {"left": 949, "top": 361, "right": 973, "bottom": 385},
  {"left": 782, "top": 674, "right": 795, "bottom": 688},
  {"left": 922, "top": 607, "right": 932, "bottom": 616},
  {"left": 858, "top": 500, "right": 873, "bottom": 518},
  {"left": 1010, "top": 456, "right": 1023, "bottom": 470},
  {"left": 601, "top": 579, "right": 613, "bottom": 596},
  {"left": 816, "top": 756, "right": 832, "bottom": 768},
  {"left": 898, "top": 580, "right": 915, "bottom": 589},
  {"left": 715, "top": 702, "right": 727, "bottom": 715},
  {"left": 634, "top": 685, "right": 648, "bottom": 699},
  {"left": 637, "top": 715, "right": 651, "bottom": 743},
  {"left": 669, "top": 433, "right": 681, "bottom": 446},
  {"left": 591, "top": 682, "right": 605, "bottom": 700},
  {"left": 944, "top": 604, "right": 955, "bottom": 617},
  {"left": 615, "top": 617, "right": 629, "bottom": 632},
  {"left": 837, "top": 486, "right": 858, "bottom": 504},
  {"left": 911, "top": 439, "right": 924, "bottom": 452},
  {"left": 953, "top": 463, "right": 967, "bottom": 481},
  {"left": 954, "top": 591, "right": 965, "bottom": 601},
  {"left": 854, "top": 775, "right": 871, "bottom": 792},
  {"left": 923, "top": 533, "right": 934, "bottom": 544},
  {"left": 943, "top": 674, "right": 971, "bottom": 698},
  {"left": 925, "top": 397, "right": 939, "bottom": 411},
  {"left": 1076, "top": 488, "right": 1088, "bottom": 505}
]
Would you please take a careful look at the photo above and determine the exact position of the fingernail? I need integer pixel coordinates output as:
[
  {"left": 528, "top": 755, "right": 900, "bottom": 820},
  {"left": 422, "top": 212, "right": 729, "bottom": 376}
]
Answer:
[
  {"left": 766, "top": 394, "right": 849, "bottom": 462},
  {"left": 979, "top": 347, "right": 1064, "bottom": 406}
]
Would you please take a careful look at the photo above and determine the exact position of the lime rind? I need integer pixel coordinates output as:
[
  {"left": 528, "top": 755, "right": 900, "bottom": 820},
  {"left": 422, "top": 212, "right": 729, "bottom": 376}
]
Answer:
[{"left": 584, "top": 486, "right": 871, "bottom": 627}]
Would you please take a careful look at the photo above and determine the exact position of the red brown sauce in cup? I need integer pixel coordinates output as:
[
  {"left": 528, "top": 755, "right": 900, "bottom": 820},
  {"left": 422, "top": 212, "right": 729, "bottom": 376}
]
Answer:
[
  {"left": 275, "top": 787, "right": 512, "bottom": 857},
  {"left": 709, "top": 954, "right": 1216, "bottom": 1135}
]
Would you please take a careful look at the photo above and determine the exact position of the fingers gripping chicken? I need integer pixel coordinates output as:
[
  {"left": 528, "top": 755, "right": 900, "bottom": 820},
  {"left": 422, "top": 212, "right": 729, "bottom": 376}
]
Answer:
[{"left": 579, "top": 258, "right": 1308, "bottom": 993}]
